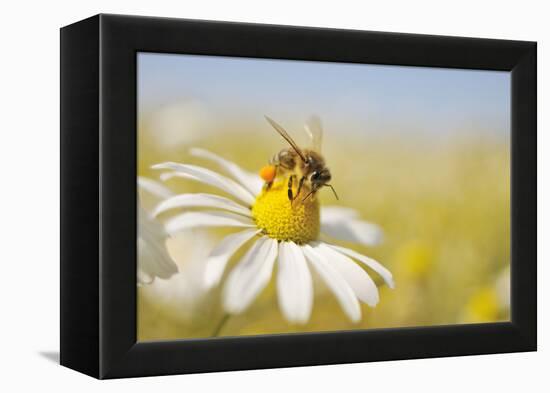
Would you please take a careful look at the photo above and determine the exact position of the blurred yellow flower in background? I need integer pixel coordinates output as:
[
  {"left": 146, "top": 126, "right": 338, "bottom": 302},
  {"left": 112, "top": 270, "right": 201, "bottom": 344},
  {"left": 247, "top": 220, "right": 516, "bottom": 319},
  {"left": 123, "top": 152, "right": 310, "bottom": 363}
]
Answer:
[
  {"left": 462, "top": 287, "right": 500, "bottom": 323},
  {"left": 461, "top": 266, "right": 510, "bottom": 323},
  {"left": 395, "top": 240, "right": 435, "bottom": 281}
]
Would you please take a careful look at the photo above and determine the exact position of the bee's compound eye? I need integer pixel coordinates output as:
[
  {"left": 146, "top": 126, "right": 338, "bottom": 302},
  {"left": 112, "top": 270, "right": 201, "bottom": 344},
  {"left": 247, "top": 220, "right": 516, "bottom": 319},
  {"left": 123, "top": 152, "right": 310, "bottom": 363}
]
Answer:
[
  {"left": 311, "top": 171, "right": 319, "bottom": 180},
  {"left": 259, "top": 165, "right": 276, "bottom": 182}
]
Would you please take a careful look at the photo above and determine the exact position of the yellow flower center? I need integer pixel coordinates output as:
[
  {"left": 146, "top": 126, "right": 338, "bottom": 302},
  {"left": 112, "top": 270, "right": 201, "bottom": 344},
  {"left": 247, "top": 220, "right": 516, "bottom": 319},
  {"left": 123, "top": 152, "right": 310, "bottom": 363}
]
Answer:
[{"left": 251, "top": 178, "right": 320, "bottom": 244}]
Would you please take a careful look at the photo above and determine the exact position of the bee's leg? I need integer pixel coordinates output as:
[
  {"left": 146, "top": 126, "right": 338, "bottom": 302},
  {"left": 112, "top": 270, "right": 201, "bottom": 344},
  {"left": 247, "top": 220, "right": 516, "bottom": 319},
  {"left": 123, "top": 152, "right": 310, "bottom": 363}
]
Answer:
[
  {"left": 287, "top": 174, "right": 296, "bottom": 201},
  {"left": 266, "top": 165, "right": 278, "bottom": 191},
  {"left": 296, "top": 176, "right": 306, "bottom": 199}
]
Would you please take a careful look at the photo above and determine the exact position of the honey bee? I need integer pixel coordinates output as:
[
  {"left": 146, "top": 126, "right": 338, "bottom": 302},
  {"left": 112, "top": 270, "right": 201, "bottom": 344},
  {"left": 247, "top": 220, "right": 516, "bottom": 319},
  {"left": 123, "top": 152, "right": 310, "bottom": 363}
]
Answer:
[{"left": 260, "top": 115, "right": 338, "bottom": 203}]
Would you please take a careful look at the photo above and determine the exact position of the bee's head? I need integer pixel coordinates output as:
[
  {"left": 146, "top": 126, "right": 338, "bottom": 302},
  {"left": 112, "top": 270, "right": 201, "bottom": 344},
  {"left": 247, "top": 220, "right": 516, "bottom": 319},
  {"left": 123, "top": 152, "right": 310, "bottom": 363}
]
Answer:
[
  {"left": 310, "top": 168, "right": 331, "bottom": 186},
  {"left": 308, "top": 168, "right": 338, "bottom": 201}
]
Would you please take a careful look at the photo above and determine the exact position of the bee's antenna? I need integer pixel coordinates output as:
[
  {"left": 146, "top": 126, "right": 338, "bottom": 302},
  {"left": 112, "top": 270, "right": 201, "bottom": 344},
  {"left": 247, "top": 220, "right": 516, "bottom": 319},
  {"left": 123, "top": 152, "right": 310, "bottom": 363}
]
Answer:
[{"left": 326, "top": 184, "right": 339, "bottom": 200}]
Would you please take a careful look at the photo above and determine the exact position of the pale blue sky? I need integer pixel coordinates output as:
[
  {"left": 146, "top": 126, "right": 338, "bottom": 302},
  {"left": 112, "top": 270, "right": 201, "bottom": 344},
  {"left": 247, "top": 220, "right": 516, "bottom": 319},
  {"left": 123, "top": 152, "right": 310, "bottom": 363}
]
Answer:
[{"left": 138, "top": 52, "right": 510, "bottom": 137}]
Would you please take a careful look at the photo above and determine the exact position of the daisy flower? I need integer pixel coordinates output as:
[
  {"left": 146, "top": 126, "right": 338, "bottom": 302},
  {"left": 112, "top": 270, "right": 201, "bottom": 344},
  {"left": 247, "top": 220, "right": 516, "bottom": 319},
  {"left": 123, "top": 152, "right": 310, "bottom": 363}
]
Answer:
[
  {"left": 152, "top": 148, "right": 394, "bottom": 324},
  {"left": 139, "top": 177, "right": 221, "bottom": 324},
  {"left": 140, "top": 228, "right": 219, "bottom": 323},
  {"left": 137, "top": 177, "right": 178, "bottom": 284}
]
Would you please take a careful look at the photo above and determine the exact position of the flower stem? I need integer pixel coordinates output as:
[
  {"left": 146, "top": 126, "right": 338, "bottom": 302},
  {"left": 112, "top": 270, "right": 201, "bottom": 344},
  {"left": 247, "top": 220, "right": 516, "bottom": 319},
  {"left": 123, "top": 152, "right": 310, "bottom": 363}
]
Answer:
[{"left": 211, "top": 313, "right": 231, "bottom": 337}]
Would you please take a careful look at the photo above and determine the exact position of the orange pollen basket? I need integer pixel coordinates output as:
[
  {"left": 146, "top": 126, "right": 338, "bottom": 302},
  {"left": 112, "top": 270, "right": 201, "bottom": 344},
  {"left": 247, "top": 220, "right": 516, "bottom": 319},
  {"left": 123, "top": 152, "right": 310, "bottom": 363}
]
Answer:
[{"left": 259, "top": 165, "right": 276, "bottom": 182}]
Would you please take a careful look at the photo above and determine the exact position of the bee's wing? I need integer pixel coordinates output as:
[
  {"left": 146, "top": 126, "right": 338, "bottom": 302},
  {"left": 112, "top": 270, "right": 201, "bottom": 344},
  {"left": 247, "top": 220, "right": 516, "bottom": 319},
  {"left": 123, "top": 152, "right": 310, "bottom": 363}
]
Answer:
[
  {"left": 304, "top": 115, "right": 323, "bottom": 152},
  {"left": 264, "top": 116, "right": 307, "bottom": 162}
]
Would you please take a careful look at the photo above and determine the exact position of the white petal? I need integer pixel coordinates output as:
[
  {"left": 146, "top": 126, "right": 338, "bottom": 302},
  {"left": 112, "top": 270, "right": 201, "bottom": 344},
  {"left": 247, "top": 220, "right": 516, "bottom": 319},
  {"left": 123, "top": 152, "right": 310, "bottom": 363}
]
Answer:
[
  {"left": 138, "top": 207, "right": 178, "bottom": 281},
  {"left": 321, "top": 206, "right": 383, "bottom": 246},
  {"left": 138, "top": 237, "right": 177, "bottom": 281},
  {"left": 302, "top": 244, "right": 361, "bottom": 323},
  {"left": 321, "top": 206, "right": 359, "bottom": 221},
  {"left": 159, "top": 172, "right": 199, "bottom": 183},
  {"left": 152, "top": 162, "right": 255, "bottom": 206},
  {"left": 190, "top": 148, "right": 263, "bottom": 195},
  {"left": 314, "top": 242, "right": 379, "bottom": 307},
  {"left": 276, "top": 242, "right": 313, "bottom": 324},
  {"left": 223, "top": 237, "right": 278, "bottom": 314},
  {"left": 137, "top": 268, "right": 154, "bottom": 285},
  {"left": 164, "top": 211, "right": 255, "bottom": 235},
  {"left": 203, "top": 229, "right": 261, "bottom": 289},
  {"left": 138, "top": 177, "right": 174, "bottom": 199},
  {"left": 152, "top": 193, "right": 251, "bottom": 218},
  {"left": 327, "top": 244, "right": 394, "bottom": 289},
  {"left": 321, "top": 220, "right": 383, "bottom": 247}
]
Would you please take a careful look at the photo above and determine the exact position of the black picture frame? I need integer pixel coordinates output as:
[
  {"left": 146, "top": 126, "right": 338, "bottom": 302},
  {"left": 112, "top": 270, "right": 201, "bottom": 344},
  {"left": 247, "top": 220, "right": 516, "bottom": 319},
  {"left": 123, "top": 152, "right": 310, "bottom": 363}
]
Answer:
[{"left": 60, "top": 14, "right": 537, "bottom": 379}]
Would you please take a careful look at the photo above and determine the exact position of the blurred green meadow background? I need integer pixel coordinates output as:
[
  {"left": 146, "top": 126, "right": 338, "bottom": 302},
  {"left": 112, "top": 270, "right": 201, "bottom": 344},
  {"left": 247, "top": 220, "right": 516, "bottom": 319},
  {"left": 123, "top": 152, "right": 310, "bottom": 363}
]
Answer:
[{"left": 137, "top": 53, "right": 510, "bottom": 341}]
